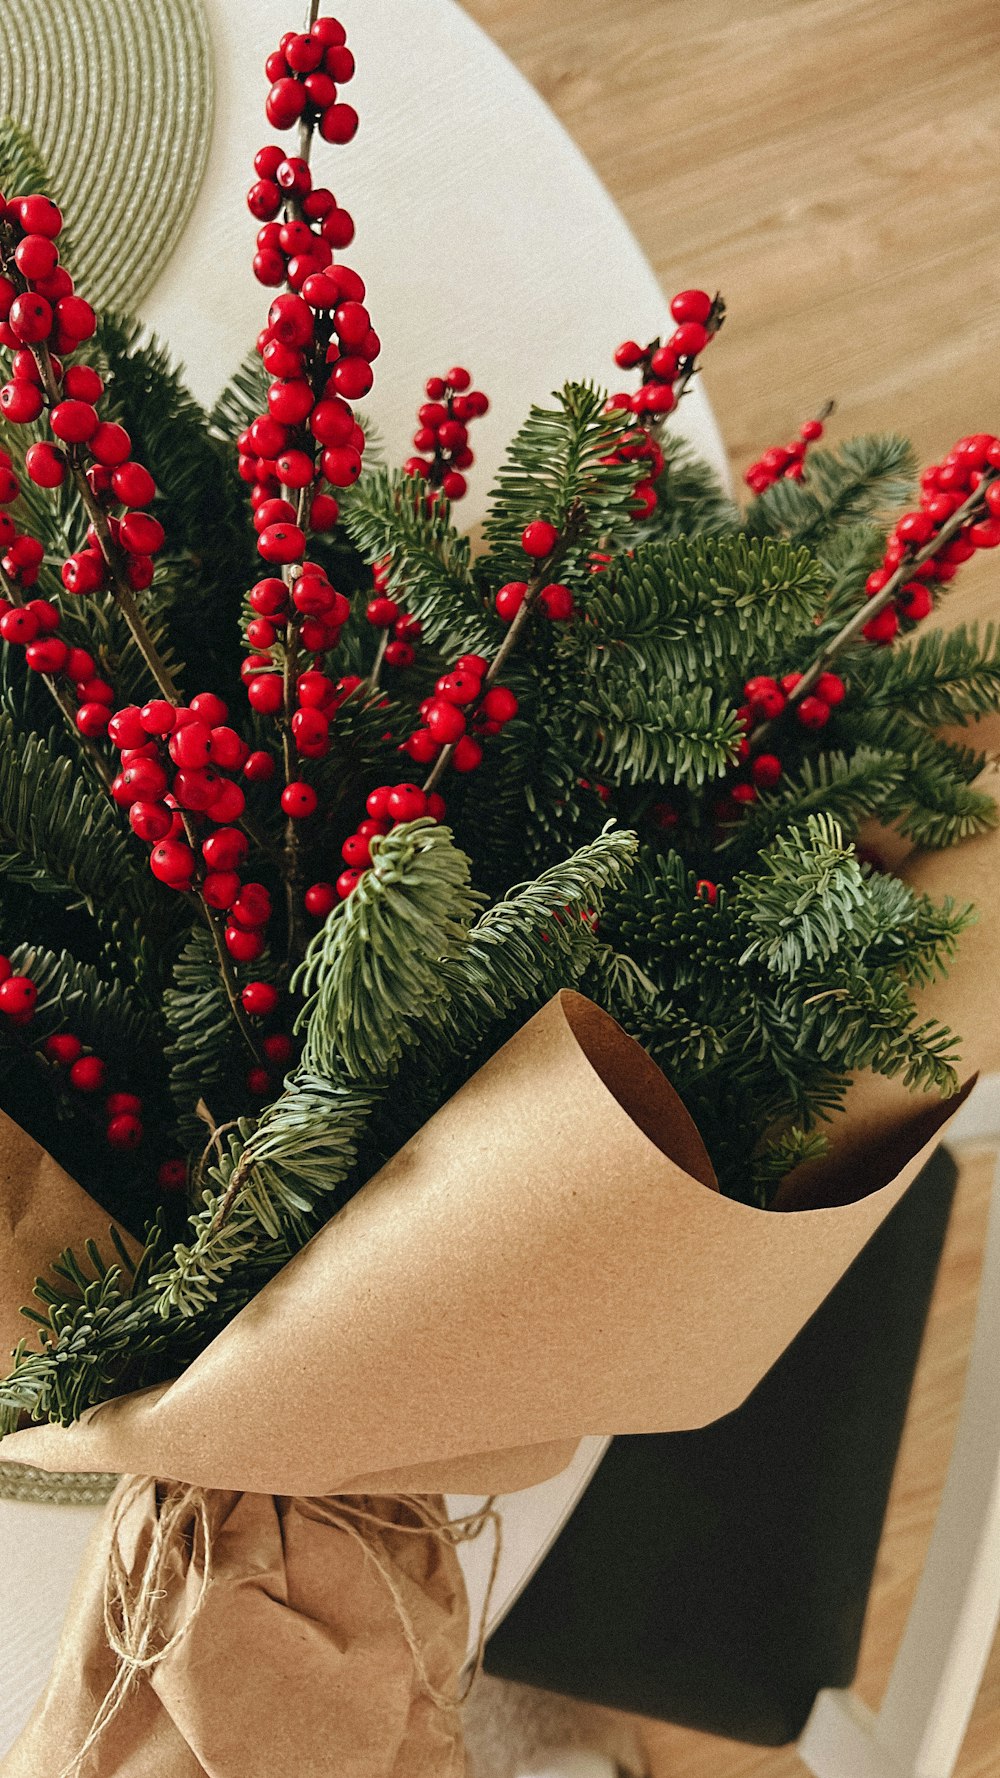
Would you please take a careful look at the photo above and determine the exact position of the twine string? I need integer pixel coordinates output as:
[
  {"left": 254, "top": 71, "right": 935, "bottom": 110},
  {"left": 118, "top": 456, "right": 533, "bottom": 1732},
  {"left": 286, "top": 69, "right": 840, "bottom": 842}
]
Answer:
[{"left": 62, "top": 1480, "right": 501, "bottom": 1775}]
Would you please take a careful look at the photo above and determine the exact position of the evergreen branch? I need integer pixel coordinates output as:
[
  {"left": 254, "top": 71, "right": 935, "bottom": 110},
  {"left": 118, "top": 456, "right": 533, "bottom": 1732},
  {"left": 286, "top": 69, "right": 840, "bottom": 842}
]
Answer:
[
  {"left": 859, "top": 623, "right": 1000, "bottom": 726},
  {"left": 342, "top": 466, "right": 487, "bottom": 651},
  {"left": 576, "top": 681, "right": 743, "bottom": 786},
  {"left": 0, "top": 714, "right": 150, "bottom": 925},
  {"left": 294, "top": 819, "right": 485, "bottom": 1079}
]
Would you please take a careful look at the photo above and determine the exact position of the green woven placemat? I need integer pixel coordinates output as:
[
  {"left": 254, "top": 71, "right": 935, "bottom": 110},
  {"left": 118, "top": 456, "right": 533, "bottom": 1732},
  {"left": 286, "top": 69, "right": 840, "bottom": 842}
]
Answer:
[
  {"left": 0, "top": 0, "right": 213, "bottom": 312},
  {"left": 0, "top": 1460, "right": 117, "bottom": 1506}
]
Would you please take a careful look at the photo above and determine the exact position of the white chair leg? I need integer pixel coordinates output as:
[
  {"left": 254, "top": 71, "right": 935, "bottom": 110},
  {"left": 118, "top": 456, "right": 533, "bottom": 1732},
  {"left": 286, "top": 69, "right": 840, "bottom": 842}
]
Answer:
[{"left": 800, "top": 1148, "right": 1000, "bottom": 1778}]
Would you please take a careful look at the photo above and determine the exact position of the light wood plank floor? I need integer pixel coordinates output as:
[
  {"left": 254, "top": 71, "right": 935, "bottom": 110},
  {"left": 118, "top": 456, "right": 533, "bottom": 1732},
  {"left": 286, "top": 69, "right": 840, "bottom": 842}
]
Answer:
[{"left": 461, "top": 3, "right": 1000, "bottom": 1772}]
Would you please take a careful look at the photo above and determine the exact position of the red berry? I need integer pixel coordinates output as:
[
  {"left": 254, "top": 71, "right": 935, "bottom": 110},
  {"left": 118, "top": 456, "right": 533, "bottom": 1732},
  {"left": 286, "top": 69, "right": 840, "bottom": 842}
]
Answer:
[
  {"left": 281, "top": 780, "right": 318, "bottom": 818},
  {"left": 436, "top": 670, "right": 481, "bottom": 706},
  {"left": 128, "top": 800, "right": 172, "bottom": 843},
  {"left": 0, "top": 380, "right": 44, "bottom": 423},
  {"left": 158, "top": 1159, "right": 188, "bottom": 1192},
  {"left": 169, "top": 720, "right": 213, "bottom": 768},
  {"left": 481, "top": 685, "right": 518, "bottom": 724},
  {"left": 90, "top": 421, "right": 132, "bottom": 466},
  {"left": 246, "top": 1065, "right": 272, "bottom": 1095},
  {"left": 25, "top": 441, "right": 66, "bottom": 487},
  {"left": 387, "top": 783, "right": 426, "bottom": 822},
  {"left": 112, "top": 462, "right": 157, "bottom": 508},
  {"left": 751, "top": 752, "right": 782, "bottom": 788},
  {"left": 247, "top": 674, "right": 284, "bottom": 714},
  {"left": 796, "top": 695, "right": 831, "bottom": 729},
  {"left": 319, "top": 103, "right": 359, "bottom": 144},
  {"left": 426, "top": 699, "right": 466, "bottom": 744},
  {"left": 540, "top": 582, "right": 574, "bottom": 621},
  {"left": 243, "top": 749, "right": 276, "bottom": 782},
  {"left": 8, "top": 293, "right": 52, "bottom": 343},
  {"left": 895, "top": 510, "right": 936, "bottom": 547},
  {"left": 521, "top": 519, "right": 559, "bottom": 558},
  {"left": 226, "top": 923, "right": 265, "bottom": 962},
  {"left": 670, "top": 321, "right": 710, "bottom": 356},
  {"left": 150, "top": 839, "right": 196, "bottom": 886},
  {"left": 799, "top": 418, "right": 824, "bottom": 442},
  {"left": 670, "top": 289, "right": 713, "bottom": 326},
  {"left": 69, "top": 1055, "right": 106, "bottom": 1093},
  {"left": 495, "top": 580, "right": 527, "bottom": 622},
  {"left": 862, "top": 607, "right": 900, "bottom": 645},
  {"left": 241, "top": 980, "right": 279, "bottom": 1018},
  {"left": 814, "top": 672, "right": 846, "bottom": 706},
  {"left": 0, "top": 975, "right": 37, "bottom": 1017},
  {"left": 403, "top": 728, "right": 438, "bottom": 764},
  {"left": 897, "top": 582, "right": 934, "bottom": 620},
  {"left": 453, "top": 735, "right": 483, "bottom": 772},
  {"left": 695, "top": 879, "right": 718, "bottom": 904},
  {"left": 304, "top": 881, "right": 338, "bottom": 917},
  {"left": 613, "top": 340, "right": 645, "bottom": 369},
  {"left": 56, "top": 295, "right": 96, "bottom": 342},
  {"left": 44, "top": 1032, "right": 82, "bottom": 1066},
  {"left": 50, "top": 400, "right": 99, "bottom": 444}
]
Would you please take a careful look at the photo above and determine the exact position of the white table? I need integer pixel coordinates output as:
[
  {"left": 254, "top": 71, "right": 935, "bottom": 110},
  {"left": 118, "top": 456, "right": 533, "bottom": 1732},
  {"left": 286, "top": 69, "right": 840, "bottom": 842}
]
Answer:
[{"left": 0, "top": 0, "right": 731, "bottom": 1753}]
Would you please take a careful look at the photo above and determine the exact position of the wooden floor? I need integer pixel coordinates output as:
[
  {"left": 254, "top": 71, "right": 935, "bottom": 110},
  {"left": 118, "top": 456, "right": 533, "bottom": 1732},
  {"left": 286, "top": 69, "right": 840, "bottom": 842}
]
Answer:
[{"left": 461, "top": 3, "right": 1000, "bottom": 1772}]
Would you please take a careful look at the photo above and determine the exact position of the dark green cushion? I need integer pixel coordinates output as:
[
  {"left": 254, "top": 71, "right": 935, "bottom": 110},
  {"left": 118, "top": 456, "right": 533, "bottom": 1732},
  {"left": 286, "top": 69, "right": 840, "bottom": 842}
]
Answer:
[{"left": 485, "top": 1146, "right": 957, "bottom": 1745}]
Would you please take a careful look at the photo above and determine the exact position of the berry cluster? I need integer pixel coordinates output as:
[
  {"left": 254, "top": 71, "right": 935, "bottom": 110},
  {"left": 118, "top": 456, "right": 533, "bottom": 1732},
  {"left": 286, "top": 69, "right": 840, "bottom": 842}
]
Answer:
[
  {"left": 495, "top": 519, "right": 573, "bottom": 622},
  {"left": 0, "top": 578, "right": 115, "bottom": 737},
  {"left": 733, "top": 670, "right": 847, "bottom": 796},
  {"left": 0, "top": 955, "right": 145, "bottom": 1151},
  {"left": 861, "top": 434, "right": 1000, "bottom": 645},
  {"left": 263, "top": 16, "right": 357, "bottom": 145},
  {"left": 744, "top": 412, "right": 827, "bottom": 492},
  {"left": 608, "top": 289, "right": 722, "bottom": 517},
  {"left": 0, "top": 198, "right": 169, "bottom": 602},
  {"left": 403, "top": 367, "right": 489, "bottom": 502}
]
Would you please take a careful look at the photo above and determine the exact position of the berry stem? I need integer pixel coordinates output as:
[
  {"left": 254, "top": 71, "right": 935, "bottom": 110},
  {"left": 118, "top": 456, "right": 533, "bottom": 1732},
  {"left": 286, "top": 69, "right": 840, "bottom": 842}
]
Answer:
[
  {"left": 422, "top": 499, "right": 586, "bottom": 795},
  {"left": 751, "top": 472, "right": 999, "bottom": 749},
  {"left": 29, "top": 338, "right": 180, "bottom": 703},
  {"left": 368, "top": 626, "right": 390, "bottom": 691},
  {"left": 204, "top": 900, "right": 266, "bottom": 1064}
]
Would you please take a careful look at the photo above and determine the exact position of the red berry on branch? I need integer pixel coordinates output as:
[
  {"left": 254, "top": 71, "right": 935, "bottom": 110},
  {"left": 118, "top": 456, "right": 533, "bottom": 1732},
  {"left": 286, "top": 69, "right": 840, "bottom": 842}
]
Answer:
[
  {"left": 281, "top": 780, "right": 318, "bottom": 818},
  {"left": 495, "top": 581, "right": 527, "bottom": 622},
  {"left": 319, "top": 103, "right": 359, "bottom": 144},
  {"left": 90, "top": 421, "right": 132, "bottom": 466},
  {"left": 796, "top": 695, "right": 831, "bottom": 729},
  {"left": 241, "top": 980, "right": 279, "bottom": 1019},
  {"left": 246, "top": 1065, "right": 272, "bottom": 1095},
  {"left": 387, "top": 783, "right": 427, "bottom": 822},
  {"left": 613, "top": 340, "right": 645, "bottom": 369},
  {"left": 862, "top": 607, "right": 900, "bottom": 645},
  {"left": 304, "top": 882, "right": 337, "bottom": 918},
  {"left": 69, "top": 1055, "right": 106, "bottom": 1092},
  {"left": 150, "top": 839, "right": 196, "bottom": 886},
  {"left": 814, "top": 672, "right": 846, "bottom": 706},
  {"left": 129, "top": 800, "right": 172, "bottom": 843},
  {"left": 670, "top": 320, "right": 710, "bottom": 356},
  {"left": 521, "top": 519, "right": 559, "bottom": 558},
  {"left": 0, "top": 975, "right": 37, "bottom": 1017},
  {"left": 540, "top": 582, "right": 574, "bottom": 621},
  {"left": 751, "top": 752, "right": 782, "bottom": 788},
  {"left": 695, "top": 879, "right": 718, "bottom": 904},
  {"left": 158, "top": 1159, "right": 188, "bottom": 1192},
  {"left": 44, "top": 1032, "right": 83, "bottom": 1066},
  {"left": 453, "top": 736, "right": 483, "bottom": 773}
]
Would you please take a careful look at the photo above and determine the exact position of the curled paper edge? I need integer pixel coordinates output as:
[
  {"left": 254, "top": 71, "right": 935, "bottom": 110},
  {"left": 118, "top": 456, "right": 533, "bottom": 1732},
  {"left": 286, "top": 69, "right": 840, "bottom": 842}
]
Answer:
[{"left": 0, "top": 992, "right": 971, "bottom": 1498}]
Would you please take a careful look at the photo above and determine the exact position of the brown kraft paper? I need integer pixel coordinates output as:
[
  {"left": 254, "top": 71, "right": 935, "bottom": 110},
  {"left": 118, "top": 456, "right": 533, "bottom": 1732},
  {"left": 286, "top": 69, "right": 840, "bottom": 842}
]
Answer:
[{"left": 0, "top": 983, "right": 984, "bottom": 1778}]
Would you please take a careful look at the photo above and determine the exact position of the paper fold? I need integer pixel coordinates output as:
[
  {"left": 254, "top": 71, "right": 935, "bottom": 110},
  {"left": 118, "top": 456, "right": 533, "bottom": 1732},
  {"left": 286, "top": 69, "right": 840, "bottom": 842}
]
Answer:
[{"left": 0, "top": 991, "right": 968, "bottom": 1498}]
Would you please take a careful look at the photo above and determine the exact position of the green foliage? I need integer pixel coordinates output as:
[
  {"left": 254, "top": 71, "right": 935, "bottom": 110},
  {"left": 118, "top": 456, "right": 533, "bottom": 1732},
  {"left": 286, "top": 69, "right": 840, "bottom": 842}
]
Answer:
[
  {"left": 859, "top": 624, "right": 1000, "bottom": 727},
  {"left": 295, "top": 820, "right": 485, "bottom": 1079},
  {"left": 0, "top": 715, "right": 150, "bottom": 929},
  {"left": 482, "top": 382, "right": 641, "bottom": 580},
  {"left": 645, "top": 429, "right": 741, "bottom": 540},
  {"left": 342, "top": 466, "right": 488, "bottom": 650},
  {"left": 163, "top": 929, "right": 241, "bottom": 1141}
]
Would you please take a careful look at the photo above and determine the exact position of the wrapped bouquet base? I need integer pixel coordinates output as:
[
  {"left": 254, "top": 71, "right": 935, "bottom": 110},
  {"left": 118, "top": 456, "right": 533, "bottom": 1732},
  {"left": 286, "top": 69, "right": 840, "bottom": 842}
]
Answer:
[{"left": 0, "top": 991, "right": 975, "bottom": 1778}]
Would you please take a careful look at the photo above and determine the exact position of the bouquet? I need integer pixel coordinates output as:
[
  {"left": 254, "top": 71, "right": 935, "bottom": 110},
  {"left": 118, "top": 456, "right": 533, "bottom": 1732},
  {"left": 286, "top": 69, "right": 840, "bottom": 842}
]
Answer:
[{"left": 0, "top": 6, "right": 997, "bottom": 1773}]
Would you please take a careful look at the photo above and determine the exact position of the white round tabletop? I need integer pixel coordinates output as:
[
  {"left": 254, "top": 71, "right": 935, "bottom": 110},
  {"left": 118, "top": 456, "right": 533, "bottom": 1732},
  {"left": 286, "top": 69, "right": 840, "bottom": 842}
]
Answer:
[{"left": 0, "top": 0, "right": 731, "bottom": 1749}]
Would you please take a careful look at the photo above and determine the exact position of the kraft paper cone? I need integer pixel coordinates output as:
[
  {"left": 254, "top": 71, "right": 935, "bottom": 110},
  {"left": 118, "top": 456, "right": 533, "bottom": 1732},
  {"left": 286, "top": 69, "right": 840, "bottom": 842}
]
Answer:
[
  {"left": 2, "top": 1481, "right": 467, "bottom": 1778},
  {"left": 0, "top": 1112, "right": 138, "bottom": 1364},
  {"left": 0, "top": 991, "right": 967, "bottom": 1498}
]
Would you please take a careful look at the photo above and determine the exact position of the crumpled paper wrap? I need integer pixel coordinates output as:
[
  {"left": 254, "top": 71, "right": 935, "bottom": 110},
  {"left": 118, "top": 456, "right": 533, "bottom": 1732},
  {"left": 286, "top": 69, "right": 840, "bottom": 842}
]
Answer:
[{"left": 0, "top": 962, "right": 991, "bottom": 1776}]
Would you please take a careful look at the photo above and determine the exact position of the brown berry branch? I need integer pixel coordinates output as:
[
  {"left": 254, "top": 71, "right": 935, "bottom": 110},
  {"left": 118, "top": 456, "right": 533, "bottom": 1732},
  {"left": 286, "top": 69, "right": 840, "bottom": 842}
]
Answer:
[
  {"left": 422, "top": 500, "right": 587, "bottom": 797},
  {"left": 750, "top": 471, "right": 1000, "bottom": 752}
]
